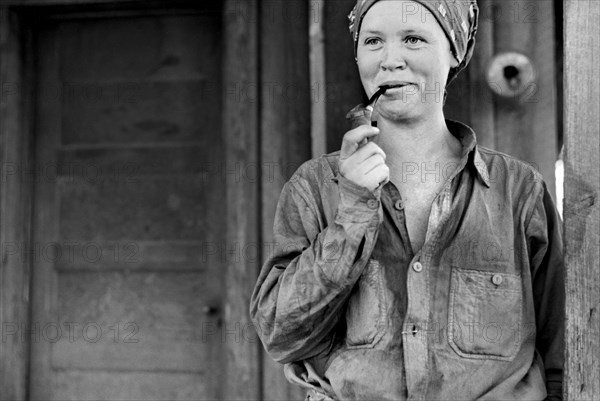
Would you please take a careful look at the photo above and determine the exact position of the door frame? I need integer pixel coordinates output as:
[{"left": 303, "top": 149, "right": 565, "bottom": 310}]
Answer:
[
  {"left": 0, "top": 1, "right": 261, "bottom": 399},
  {"left": 0, "top": 6, "right": 36, "bottom": 399}
]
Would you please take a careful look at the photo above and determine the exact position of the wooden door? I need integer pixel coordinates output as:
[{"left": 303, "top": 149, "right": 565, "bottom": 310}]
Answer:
[{"left": 29, "top": 6, "right": 229, "bottom": 399}]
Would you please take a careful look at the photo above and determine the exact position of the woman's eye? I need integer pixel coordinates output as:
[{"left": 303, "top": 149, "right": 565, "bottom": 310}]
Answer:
[
  {"left": 405, "top": 36, "right": 424, "bottom": 46},
  {"left": 364, "top": 38, "right": 382, "bottom": 46}
]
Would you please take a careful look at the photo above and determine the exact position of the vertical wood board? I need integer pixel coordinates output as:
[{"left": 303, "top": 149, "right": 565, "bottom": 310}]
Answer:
[
  {"left": 0, "top": 8, "right": 32, "bottom": 401},
  {"left": 492, "top": 0, "right": 558, "bottom": 197},
  {"left": 260, "top": 0, "right": 311, "bottom": 399},
  {"left": 223, "top": 0, "right": 261, "bottom": 398},
  {"left": 563, "top": 0, "right": 600, "bottom": 399}
]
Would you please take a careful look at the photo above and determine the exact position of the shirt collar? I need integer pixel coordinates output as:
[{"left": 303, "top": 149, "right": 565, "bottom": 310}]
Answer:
[{"left": 446, "top": 119, "right": 491, "bottom": 188}]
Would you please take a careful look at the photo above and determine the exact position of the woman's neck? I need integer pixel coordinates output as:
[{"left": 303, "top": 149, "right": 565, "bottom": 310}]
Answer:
[{"left": 373, "top": 113, "right": 461, "bottom": 165}]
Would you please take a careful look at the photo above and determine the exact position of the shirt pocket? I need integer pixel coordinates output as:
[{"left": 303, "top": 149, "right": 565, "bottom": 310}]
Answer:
[
  {"left": 448, "top": 267, "right": 523, "bottom": 361},
  {"left": 344, "top": 259, "right": 387, "bottom": 348}
]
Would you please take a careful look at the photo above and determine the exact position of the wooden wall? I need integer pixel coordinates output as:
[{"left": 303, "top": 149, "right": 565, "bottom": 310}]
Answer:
[
  {"left": 223, "top": 0, "right": 261, "bottom": 398},
  {"left": 563, "top": 0, "right": 600, "bottom": 399}
]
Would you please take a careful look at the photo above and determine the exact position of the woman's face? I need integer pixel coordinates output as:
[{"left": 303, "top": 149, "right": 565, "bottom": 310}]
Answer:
[{"left": 357, "top": 0, "right": 458, "bottom": 122}]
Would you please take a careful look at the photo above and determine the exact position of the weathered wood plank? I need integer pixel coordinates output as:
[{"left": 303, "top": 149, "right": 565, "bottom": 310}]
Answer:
[
  {"left": 563, "top": 0, "right": 600, "bottom": 399},
  {"left": 325, "top": 0, "right": 364, "bottom": 152},
  {"left": 51, "top": 272, "right": 220, "bottom": 374},
  {"left": 52, "top": 371, "right": 212, "bottom": 401},
  {"left": 59, "top": 15, "right": 220, "bottom": 81},
  {"left": 445, "top": 0, "right": 495, "bottom": 148},
  {"left": 1, "top": 0, "right": 163, "bottom": 5},
  {"left": 29, "top": 21, "right": 61, "bottom": 400},
  {"left": 61, "top": 81, "right": 220, "bottom": 145},
  {"left": 6, "top": 1, "right": 221, "bottom": 21},
  {"left": 58, "top": 175, "right": 223, "bottom": 240},
  {"left": 310, "top": 0, "right": 327, "bottom": 158},
  {"left": 492, "top": 0, "right": 558, "bottom": 198},
  {"left": 260, "top": 1, "right": 312, "bottom": 399},
  {"left": 465, "top": 0, "right": 495, "bottom": 148},
  {"left": 52, "top": 240, "right": 213, "bottom": 272},
  {"left": 57, "top": 146, "right": 222, "bottom": 175},
  {"left": 0, "top": 7, "right": 33, "bottom": 401},
  {"left": 223, "top": 0, "right": 261, "bottom": 399},
  {"left": 55, "top": 15, "right": 221, "bottom": 145},
  {"left": 3, "top": 0, "right": 130, "bottom": 3}
]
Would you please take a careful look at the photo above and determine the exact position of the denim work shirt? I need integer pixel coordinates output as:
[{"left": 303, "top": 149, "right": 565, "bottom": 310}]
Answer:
[{"left": 250, "top": 121, "right": 564, "bottom": 401}]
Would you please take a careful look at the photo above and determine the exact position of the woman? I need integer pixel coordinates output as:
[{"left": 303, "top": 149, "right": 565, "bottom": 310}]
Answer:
[{"left": 250, "top": 1, "right": 564, "bottom": 400}]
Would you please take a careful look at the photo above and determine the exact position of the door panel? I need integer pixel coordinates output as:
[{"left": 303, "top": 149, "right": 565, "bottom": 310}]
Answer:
[{"left": 30, "top": 9, "right": 225, "bottom": 400}]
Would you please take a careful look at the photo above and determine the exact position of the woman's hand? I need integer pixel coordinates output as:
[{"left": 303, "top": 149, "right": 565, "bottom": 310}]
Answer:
[{"left": 339, "top": 125, "right": 389, "bottom": 191}]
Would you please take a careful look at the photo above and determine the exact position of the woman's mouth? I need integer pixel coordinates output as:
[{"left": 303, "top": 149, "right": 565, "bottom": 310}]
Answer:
[
  {"left": 380, "top": 83, "right": 417, "bottom": 97},
  {"left": 383, "top": 83, "right": 412, "bottom": 91}
]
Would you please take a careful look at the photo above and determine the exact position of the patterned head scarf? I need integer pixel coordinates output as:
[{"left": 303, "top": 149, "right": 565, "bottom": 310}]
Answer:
[{"left": 348, "top": 0, "right": 479, "bottom": 84}]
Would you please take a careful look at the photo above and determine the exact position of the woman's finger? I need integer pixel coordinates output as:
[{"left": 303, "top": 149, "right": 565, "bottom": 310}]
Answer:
[
  {"left": 340, "top": 125, "right": 380, "bottom": 160},
  {"left": 358, "top": 153, "right": 386, "bottom": 175},
  {"left": 351, "top": 141, "right": 386, "bottom": 164}
]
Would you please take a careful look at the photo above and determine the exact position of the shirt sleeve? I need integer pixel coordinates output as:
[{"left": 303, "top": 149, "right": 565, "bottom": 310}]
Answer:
[
  {"left": 249, "top": 169, "right": 382, "bottom": 364},
  {"left": 526, "top": 181, "right": 565, "bottom": 401}
]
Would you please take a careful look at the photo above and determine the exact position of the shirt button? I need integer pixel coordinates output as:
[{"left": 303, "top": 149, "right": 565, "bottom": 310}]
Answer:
[
  {"left": 413, "top": 262, "right": 423, "bottom": 272},
  {"left": 367, "top": 199, "right": 378, "bottom": 209},
  {"left": 491, "top": 274, "right": 503, "bottom": 285},
  {"left": 394, "top": 199, "right": 404, "bottom": 210}
]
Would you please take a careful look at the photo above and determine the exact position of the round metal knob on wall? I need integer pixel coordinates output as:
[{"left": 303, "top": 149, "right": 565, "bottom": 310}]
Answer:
[
  {"left": 486, "top": 52, "right": 536, "bottom": 98},
  {"left": 202, "top": 305, "right": 218, "bottom": 315}
]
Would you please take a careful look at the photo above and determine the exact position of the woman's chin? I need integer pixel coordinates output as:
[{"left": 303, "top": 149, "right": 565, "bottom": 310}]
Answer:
[
  {"left": 377, "top": 96, "right": 444, "bottom": 123},
  {"left": 378, "top": 102, "right": 417, "bottom": 122}
]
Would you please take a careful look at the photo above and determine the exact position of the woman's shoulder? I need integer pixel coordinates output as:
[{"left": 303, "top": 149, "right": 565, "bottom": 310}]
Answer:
[{"left": 475, "top": 145, "right": 544, "bottom": 185}]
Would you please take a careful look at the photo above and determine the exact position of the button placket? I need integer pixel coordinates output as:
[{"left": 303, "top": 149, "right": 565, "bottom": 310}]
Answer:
[{"left": 403, "top": 256, "right": 430, "bottom": 398}]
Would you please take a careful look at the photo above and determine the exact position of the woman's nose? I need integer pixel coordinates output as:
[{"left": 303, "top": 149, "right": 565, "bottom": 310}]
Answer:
[{"left": 380, "top": 45, "right": 407, "bottom": 71}]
